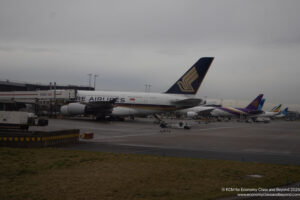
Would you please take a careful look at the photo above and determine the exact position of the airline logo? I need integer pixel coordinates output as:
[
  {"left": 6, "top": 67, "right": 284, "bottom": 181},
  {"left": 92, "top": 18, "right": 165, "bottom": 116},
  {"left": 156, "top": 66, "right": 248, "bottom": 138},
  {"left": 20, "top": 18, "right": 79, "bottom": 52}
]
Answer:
[
  {"left": 177, "top": 67, "right": 198, "bottom": 92},
  {"left": 273, "top": 106, "right": 281, "bottom": 112},
  {"left": 77, "top": 96, "right": 126, "bottom": 103},
  {"left": 251, "top": 100, "right": 259, "bottom": 108}
]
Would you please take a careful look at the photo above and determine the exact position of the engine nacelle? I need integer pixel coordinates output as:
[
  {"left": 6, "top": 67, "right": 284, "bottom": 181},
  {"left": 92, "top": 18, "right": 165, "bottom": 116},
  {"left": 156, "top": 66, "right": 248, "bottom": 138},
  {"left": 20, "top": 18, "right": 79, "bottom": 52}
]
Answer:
[
  {"left": 187, "top": 111, "right": 197, "bottom": 118},
  {"left": 111, "top": 107, "right": 136, "bottom": 116},
  {"left": 60, "top": 103, "right": 86, "bottom": 115}
]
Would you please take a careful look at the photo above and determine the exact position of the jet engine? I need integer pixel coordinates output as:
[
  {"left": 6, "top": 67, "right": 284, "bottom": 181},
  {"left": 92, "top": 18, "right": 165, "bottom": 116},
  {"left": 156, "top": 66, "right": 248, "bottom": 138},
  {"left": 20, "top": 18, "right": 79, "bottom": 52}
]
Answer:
[
  {"left": 60, "top": 101, "right": 114, "bottom": 117},
  {"left": 60, "top": 103, "right": 86, "bottom": 115},
  {"left": 187, "top": 111, "right": 197, "bottom": 118}
]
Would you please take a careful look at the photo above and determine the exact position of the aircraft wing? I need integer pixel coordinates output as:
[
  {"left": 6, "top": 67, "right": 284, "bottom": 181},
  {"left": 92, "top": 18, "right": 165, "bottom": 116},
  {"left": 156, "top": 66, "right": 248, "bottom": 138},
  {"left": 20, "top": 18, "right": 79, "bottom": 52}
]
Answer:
[
  {"left": 61, "top": 99, "right": 116, "bottom": 117},
  {"left": 197, "top": 108, "right": 215, "bottom": 116},
  {"left": 171, "top": 98, "right": 203, "bottom": 109},
  {"left": 86, "top": 101, "right": 114, "bottom": 109},
  {"left": 84, "top": 99, "right": 116, "bottom": 115}
]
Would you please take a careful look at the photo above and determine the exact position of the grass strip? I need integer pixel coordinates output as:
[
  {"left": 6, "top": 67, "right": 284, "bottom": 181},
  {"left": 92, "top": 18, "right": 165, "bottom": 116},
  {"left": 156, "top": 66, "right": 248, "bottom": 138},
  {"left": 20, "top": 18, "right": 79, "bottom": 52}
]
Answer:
[{"left": 1, "top": 147, "right": 300, "bottom": 200}]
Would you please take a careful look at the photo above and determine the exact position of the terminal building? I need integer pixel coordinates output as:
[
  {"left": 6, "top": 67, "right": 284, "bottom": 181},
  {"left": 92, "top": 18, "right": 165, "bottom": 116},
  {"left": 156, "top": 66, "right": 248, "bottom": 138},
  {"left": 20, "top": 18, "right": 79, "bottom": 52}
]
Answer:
[
  {"left": 0, "top": 80, "right": 94, "bottom": 91},
  {"left": 0, "top": 80, "right": 93, "bottom": 116}
]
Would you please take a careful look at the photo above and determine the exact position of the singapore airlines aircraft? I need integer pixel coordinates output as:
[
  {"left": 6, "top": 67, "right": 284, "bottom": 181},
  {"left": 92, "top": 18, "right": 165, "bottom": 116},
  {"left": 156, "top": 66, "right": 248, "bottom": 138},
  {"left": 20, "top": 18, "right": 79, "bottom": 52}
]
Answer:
[{"left": 61, "top": 57, "right": 214, "bottom": 119}]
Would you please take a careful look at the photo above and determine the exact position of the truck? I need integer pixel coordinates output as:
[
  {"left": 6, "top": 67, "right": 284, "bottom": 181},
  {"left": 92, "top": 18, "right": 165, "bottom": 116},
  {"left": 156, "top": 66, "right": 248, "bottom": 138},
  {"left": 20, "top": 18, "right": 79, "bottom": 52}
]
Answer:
[{"left": 0, "top": 111, "right": 48, "bottom": 130}]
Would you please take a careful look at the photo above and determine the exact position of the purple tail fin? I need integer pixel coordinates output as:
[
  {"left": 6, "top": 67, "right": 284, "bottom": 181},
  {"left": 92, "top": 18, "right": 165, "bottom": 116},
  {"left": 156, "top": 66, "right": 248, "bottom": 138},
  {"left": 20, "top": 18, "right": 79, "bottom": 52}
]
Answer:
[{"left": 245, "top": 94, "right": 264, "bottom": 110}]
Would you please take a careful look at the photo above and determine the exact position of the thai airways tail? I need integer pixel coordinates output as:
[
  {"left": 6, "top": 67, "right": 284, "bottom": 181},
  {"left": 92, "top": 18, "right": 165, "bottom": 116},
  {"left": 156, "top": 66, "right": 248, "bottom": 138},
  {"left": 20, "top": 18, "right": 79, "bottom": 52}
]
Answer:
[
  {"left": 165, "top": 57, "right": 214, "bottom": 95},
  {"left": 245, "top": 94, "right": 264, "bottom": 110},
  {"left": 258, "top": 98, "right": 265, "bottom": 111}
]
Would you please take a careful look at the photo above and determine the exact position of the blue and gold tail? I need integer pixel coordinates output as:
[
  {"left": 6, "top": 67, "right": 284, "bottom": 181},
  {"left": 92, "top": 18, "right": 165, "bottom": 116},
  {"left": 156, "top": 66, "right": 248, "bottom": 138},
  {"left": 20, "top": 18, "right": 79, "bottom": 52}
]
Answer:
[{"left": 165, "top": 57, "right": 214, "bottom": 95}]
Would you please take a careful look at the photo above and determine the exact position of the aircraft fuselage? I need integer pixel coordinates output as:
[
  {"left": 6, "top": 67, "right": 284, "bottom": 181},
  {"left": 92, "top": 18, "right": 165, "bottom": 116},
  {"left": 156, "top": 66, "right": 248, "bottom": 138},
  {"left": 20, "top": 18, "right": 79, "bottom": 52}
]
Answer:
[{"left": 77, "top": 90, "right": 196, "bottom": 116}]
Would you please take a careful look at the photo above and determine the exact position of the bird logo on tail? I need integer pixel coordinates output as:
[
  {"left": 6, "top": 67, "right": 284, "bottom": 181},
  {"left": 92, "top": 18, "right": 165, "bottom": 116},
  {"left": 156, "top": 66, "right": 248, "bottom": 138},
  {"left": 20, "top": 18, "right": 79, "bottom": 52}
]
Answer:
[{"left": 177, "top": 67, "right": 199, "bottom": 92}]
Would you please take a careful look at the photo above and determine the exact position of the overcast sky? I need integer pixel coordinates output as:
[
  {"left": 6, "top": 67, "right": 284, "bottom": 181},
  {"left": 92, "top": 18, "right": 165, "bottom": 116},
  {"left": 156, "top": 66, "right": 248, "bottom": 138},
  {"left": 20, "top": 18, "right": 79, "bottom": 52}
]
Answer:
[{"left": 1, "top": 0, "right": 300, "bottom": 105}]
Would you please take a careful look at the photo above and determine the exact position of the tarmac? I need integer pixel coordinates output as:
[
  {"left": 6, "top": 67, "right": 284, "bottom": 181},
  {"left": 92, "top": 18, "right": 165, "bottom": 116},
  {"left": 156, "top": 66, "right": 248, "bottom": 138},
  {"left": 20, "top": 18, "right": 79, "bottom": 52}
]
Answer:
[{"left": 30, "top": 117, "right": 300, "bottom": 165}]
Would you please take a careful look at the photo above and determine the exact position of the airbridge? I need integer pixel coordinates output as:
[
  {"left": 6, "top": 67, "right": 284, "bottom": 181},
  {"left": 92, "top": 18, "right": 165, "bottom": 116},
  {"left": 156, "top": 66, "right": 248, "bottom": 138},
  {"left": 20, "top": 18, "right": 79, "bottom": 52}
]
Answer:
[
  {"left": 0, "top": 90, "right": 76, "bottom": 102},
  {"left": 0, "top": 90, "right": 77, "bottom": 117}
]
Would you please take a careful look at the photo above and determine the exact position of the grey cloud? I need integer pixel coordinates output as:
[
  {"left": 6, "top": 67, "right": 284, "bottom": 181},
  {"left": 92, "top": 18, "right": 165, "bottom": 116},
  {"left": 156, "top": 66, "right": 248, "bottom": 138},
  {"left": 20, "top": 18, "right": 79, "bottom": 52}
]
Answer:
[
  {"left": 1, "top": 0, "right": 299, "bottom": 46},
  {"left": 0, "top": 0, "right": 300, "bottom": 106}
]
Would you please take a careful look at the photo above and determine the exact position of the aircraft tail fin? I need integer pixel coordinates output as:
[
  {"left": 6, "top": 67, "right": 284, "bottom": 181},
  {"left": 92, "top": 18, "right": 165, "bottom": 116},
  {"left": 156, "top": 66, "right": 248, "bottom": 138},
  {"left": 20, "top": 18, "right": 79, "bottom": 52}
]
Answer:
[
  {"left": 165, "top": 57, "right": 214, "bottom": 95},
  {"left": 271, "top": 104, "right": 282, "bottom": 112},
  {"left": 258, "top": 98, "right": 265, "bottom": 111},
  {"left": 282, "top": 107, "right": 288, "bottom": 115},
  {"left": 245, "top": 94, "right": 264, "bottom": 110}
]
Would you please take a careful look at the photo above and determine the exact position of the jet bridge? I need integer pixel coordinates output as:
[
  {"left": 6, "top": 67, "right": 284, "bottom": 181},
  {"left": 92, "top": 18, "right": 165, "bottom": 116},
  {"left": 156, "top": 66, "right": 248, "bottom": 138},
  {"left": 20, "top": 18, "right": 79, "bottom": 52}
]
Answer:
[
  {"left": 0, "top": 90, "right": 76, "bottom": 102},
  {"left": 0, "top": 90, "right": 77, "bottom": 116}
]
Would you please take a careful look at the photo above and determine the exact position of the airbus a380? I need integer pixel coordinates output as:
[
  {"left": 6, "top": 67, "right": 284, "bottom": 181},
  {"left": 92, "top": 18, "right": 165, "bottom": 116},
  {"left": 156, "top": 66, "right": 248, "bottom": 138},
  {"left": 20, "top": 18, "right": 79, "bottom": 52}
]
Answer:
[{"left": 61, "top": 57, "right": 214, "bottom": 119}]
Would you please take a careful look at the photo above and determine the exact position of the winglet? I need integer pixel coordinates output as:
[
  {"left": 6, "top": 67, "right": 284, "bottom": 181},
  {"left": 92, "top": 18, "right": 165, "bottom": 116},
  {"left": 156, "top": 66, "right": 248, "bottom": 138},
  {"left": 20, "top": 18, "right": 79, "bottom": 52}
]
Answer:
[
  {"left": 165, "top": 57, "right": 214, "bottom": 95},
  {"left": 245, "top": 94, "right": 264, "bottom": 110}
]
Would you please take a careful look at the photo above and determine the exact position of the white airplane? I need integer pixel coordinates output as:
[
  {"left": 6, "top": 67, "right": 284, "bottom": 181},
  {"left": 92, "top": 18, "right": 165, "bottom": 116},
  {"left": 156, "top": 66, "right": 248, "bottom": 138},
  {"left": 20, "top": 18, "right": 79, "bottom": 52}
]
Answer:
[
  {"left": 178, "top": 94, "right": 264, "bottom": 120},
  {"left": 206, "top": 94, "right": 264, "bottom": 120},
  {"left": 61, "top": 57, "right": 214, "bottom": 120},
  {"left": 178, "top": 95, "right": 268, "bottom": 120},
  {"left": 250, "top": 100, "right": 281, "bottom": 122},
  {"left": 255, "top": 103, "right": 282, "bottom": 118},
  {"left": 274, "top": 107, "right": 288, "bottom": 118}
]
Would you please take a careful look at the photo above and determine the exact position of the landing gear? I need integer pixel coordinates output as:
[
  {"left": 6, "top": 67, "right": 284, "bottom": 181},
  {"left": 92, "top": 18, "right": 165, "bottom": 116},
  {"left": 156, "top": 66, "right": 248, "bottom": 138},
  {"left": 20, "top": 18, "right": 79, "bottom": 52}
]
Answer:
[
  {"left": 160, "top": 121, "right": 168, "bottom": 128},
  {"left": 96, "top": 115, "right": 106, "bottom": 121},
  {"left": 108, "top": 116, "right": 125, "bottom": 121},
  {"left": 130, "top": 115, "right": 135, "bottom": 120},
  {"left": 95, "top": 115, "right": 125, "bottom": 121}
]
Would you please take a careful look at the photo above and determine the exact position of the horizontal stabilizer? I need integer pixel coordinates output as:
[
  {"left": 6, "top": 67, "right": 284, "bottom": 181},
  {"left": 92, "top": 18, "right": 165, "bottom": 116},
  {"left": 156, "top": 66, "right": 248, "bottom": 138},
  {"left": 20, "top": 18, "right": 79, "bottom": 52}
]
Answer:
[{"left": 171, "top": 98, "right": 202, "bottom": 108}]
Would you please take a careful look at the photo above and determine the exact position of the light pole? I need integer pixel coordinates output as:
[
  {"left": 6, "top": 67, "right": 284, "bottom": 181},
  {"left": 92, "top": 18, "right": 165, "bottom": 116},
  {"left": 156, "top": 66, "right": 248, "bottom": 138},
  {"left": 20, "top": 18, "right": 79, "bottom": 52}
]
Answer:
[
  {"left": 94, "top": 74, "right": 98, "bottom": 90},
  {"left": 144, "top": 84, "right": 152, "bottom": 92},
  {"left": 88, "top": 73, "right": 92, "bottom": 87}
]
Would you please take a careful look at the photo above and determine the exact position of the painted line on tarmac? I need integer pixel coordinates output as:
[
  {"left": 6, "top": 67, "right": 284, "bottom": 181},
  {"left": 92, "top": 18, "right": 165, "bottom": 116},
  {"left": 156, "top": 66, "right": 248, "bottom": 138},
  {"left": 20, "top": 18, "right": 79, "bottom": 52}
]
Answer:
[
  {"left": 242, "top": 148, "right": 291, "bottom": 155},
  {"left": 197, "top": 126, "right": 249, "bottom": 131},
  {"left": 83, "top": 132, "right": 162, "bottom": 141}
]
